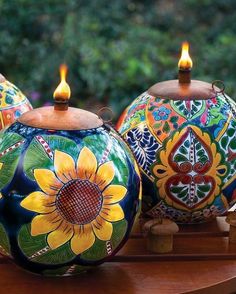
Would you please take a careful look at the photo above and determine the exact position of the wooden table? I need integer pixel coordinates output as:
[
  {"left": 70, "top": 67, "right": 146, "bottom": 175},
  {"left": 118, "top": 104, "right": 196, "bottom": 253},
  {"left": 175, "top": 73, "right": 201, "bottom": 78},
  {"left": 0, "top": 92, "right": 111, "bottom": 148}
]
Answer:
[{"left": 1, "top": 217, "right": 236, "bottom": 294}]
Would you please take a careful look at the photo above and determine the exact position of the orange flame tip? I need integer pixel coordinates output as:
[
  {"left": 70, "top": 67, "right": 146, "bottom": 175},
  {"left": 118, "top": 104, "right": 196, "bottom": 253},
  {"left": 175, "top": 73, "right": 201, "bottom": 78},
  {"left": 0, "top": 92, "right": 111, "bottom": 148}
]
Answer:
[
  {"left": 53, "top": 64, "right": 71, "bottom": 100},
  {"left": 178, "top": 42, "right": 193, "bottom": 70}
]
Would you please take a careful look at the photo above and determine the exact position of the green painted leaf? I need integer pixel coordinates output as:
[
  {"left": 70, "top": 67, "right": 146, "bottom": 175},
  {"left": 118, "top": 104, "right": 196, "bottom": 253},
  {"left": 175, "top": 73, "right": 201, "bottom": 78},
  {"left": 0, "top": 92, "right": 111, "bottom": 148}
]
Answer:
[
  {"left": 83, "top": 134, "right": 107, "bottom": 161},
  {"left": 196, "top": 142, "right": 201, "bottom": 150},
  {"left": 0, "top": 223, "right": 11, "bottom": 256},
  {"left": 0, "top": 132, "right": 24, "bottom": 189},
  {"left": 197, "top": 190, "right": 205, "bottom": 199},
  {"left": 227, "top": 128, "right": 234, "bottom": 137},
  {"left": 221, "top": 136, "right": 229, "bottom": 148},
  {"left": 18, "top": 224, "right": 76, "bottom": 265},
  {"left": 111, "top": 219, "right": 128, "bottom": 249},
  {"left": 198, "top": 184, "right": 211, "bottom": 192},
  {"left": 174, "top": 154, "right": 188, "bottom": 162},
  {"left": 197, "top": 149, "right": 205, "bottom": 157},
  {"left": 179, "top": 146, "right": 188, "bottom": 155},
  {"left": 23, "top": 138, "right": 52, "bottom": 180},
  {"left": 170, "top": 116, "right": 178, "bottom": 123},
  {"left": 229, "top": 139, "right": 236, "bottom": 150},
  {"left": 81, "top": 219, "right": 127, "bottom": 261},
  {"left": 106, "top": 146, "right": 129, "bottom": 187},
  {"left": 162, "top": 121, "right": 170, "bottom": 134},
  {"left": 199, "top": 155, "right": 208, "bottom": 164},
  {"left": 24, "top": 135, "right": 79, "bottom": 180},
  {"left": 153, "top": 122, "right": 162, "bottom": 129},
  {"left": 170, "top": 186, "right": 185, "bottom": 193},
  {"left": 34, "top": 242, "right": 75, "bottom": 265},
  {"left": 149, "top": 106, "right": 156, "bottom": 111},
  {"left": 184, "top": 140, "right": 190, "bottom": 148},
  {"left": 80, "top": 238, "right": 107, "bottom": 261},
  {"left": 178, "top": 187, "right": 188, "bottom": 198}
]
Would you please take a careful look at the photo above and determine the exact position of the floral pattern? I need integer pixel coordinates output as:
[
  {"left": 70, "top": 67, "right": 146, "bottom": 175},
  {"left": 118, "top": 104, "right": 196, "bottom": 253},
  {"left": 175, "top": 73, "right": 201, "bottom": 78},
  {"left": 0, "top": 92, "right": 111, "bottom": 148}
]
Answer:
[
  {"left": 21, "top": 147, "right": 126, "bottom": 255},
  {"left": 152, "top": 126, "right": 227, "bottom": 211},
  {"left": 117, "top": 90, "right": 236, "bottom": 223},
  {"left": 153, "top": 106, "right": 171, "bottom": 121},
  {"left": 0, "top": 79, "right": 32, "bottom": 129},
  {"left": 0, "top": 123, "right": 140, "bottom": 275}
]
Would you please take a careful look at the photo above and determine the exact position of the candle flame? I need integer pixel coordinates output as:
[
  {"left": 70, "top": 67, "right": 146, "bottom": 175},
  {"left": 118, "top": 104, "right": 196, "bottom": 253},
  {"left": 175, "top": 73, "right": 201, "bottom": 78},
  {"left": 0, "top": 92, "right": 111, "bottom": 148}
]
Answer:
[
  {"left": 178, "top": 42, "right": 193, "bottom": 70},
  {"left": 53, "top": 64, "right": 71, "bottom": 100}
]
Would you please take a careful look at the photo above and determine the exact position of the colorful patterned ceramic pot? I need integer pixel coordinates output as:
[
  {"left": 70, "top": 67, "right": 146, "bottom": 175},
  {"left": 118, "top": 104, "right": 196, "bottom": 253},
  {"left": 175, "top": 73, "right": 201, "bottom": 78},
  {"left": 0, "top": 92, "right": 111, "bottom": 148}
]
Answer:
[
  {"left": 117, "top": 80, "right": 236, "bottom": 223},
  {"left": 0, "top": 74, "right": 141, "bottom": 276},
  {"left": 0, "top": 74, "right": 32, "bottom": 129}
]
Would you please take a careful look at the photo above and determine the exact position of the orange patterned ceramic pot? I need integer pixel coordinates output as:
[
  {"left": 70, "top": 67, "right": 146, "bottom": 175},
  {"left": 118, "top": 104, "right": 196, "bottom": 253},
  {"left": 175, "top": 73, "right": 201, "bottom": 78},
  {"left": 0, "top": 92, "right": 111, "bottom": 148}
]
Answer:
[
  {"left": 117, "top": 80, "right": 236, "bottom": 223},
  {"left": 0, "top": 74, "right": 32, "bottom": 129}
]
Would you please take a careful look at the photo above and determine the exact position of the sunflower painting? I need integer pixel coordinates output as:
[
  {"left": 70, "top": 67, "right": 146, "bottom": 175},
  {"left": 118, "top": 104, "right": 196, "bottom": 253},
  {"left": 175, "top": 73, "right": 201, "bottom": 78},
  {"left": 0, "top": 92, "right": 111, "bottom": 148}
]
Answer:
[{"left": 21, "top": 147, "right": 127, "bottom": 255}]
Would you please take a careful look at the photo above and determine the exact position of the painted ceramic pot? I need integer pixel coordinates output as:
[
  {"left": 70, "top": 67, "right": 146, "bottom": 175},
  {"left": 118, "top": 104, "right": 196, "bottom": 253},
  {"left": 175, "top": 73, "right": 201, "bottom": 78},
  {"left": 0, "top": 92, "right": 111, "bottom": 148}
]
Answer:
[
  {"left": 117, "top": 80, "right": 236, "bottom": 223},
  {"left": 0, "top": 96, "right": 141, "bottom": 276},
  {"left": 0, "top": 74, "right": 32, "bottom": 129}
]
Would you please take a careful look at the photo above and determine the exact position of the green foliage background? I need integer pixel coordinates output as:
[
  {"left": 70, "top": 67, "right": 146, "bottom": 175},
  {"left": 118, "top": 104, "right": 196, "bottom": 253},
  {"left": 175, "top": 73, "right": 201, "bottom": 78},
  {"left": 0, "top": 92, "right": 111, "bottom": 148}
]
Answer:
[{"left": 0, "top": 0, "right": 235, "bottom": 118}]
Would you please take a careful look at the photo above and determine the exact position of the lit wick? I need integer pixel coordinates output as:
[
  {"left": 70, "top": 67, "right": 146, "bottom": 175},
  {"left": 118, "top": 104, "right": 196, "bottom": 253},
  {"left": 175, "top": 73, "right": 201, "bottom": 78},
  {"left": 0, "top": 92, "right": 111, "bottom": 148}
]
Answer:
[
  {"left": 178, "top": 42, "right": 193, "bottom": 84},
  {"left": 53, "top": 64, "right": 71, "bottom": 111}
]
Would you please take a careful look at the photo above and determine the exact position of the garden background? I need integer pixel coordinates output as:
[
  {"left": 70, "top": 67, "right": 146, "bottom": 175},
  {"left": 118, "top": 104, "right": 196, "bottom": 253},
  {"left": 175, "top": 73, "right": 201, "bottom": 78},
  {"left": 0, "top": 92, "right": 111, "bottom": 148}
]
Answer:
[{"left": 0, "top": 0, "right": 235, "bottom": 118}]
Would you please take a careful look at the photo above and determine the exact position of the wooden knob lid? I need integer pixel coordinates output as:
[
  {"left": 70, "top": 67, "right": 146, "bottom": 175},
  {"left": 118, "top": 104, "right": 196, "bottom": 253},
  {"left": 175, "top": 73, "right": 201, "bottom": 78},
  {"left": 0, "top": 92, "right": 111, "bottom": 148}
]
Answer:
[
  {"left": 143, "top": 219, "right": 179, "bottom": 236},
  {"left": 148, "top": 79, "right": 221, "bottom": 101},
  {"left": 18, "top": 106, "right": 103, "bottom": 130},
  {"left": 18, "top": 64, "right": 103, "bottom": 131}
]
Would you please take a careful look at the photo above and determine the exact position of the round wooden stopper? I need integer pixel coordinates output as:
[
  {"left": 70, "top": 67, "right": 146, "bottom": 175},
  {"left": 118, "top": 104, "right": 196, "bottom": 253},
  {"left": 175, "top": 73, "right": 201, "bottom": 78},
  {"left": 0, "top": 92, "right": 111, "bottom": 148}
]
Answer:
[
  {"left": 226, "top": 212, "right": 236, "bottom": 243},
  {"left": 143, "top": 218, "right": 179, "bottom": 254},
  {"left": 147, "top": 234, "right": 173, "bottom": 254}
]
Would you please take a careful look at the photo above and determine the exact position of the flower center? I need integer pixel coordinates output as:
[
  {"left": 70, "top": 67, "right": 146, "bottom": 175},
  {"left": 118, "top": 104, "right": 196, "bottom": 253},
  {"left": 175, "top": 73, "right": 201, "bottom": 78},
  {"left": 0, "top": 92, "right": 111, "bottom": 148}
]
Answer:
[{"left": 56, "top": 179, "right": 103, "bottom": 225}]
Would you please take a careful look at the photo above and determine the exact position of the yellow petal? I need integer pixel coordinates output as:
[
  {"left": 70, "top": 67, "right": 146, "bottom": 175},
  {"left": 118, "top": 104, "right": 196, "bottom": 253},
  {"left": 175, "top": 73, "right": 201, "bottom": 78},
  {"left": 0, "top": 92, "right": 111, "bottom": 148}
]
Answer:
[
  {"left": 0, "top": 193, "right": 2, "bottom": 200},
  {"left": 21, "top": 191, "right": 56, "bottom": 213},
  {"left": 77, "top": 147, "right": 97, "bottom": 181},
  {"left": 103, "top": 185, "right": 127, "bottom": 204},
  {"left": 100, "top": 204, "right": 124, "bottom": 222},
  {"left": 92, "top": 215, "right": 113, "bottom": 240},
  {"left": 34, "top": 169, "right": 63, "bottom": 196},
  {"left": 54, "top": 150, "right": 77, "bottom": 183},
  {"left": 70, "top": 224, "right": 95, "bottom": 255},
  {"left": 47, "top": 222, "right": 74, "bottom": 250},
  {"left": 95, "top": 161, "right": 115, "bottom": 190},
  {"left": 31, "top": 211, "right": 62, "bottom": 236}
]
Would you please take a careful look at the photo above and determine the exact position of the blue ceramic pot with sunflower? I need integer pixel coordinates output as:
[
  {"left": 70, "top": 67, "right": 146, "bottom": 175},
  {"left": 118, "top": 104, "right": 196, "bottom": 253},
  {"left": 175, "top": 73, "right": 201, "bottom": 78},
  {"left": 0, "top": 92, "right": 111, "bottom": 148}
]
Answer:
[
  {"left": 0, "top": 74, "right": 32, "bottom": 129},
  {"left": 117, "top": 79, "right": 236, "bottom": 224},
  {"left": 0, "top": 76, "right": 141, "bottom": 276}
]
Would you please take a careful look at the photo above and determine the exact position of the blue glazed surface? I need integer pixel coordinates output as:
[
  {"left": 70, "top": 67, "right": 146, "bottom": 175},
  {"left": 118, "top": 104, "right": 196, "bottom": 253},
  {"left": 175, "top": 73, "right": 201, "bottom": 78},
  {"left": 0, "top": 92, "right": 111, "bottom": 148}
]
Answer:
[{"left": 0, "top": 122, "right": 141, "bottom": 276}]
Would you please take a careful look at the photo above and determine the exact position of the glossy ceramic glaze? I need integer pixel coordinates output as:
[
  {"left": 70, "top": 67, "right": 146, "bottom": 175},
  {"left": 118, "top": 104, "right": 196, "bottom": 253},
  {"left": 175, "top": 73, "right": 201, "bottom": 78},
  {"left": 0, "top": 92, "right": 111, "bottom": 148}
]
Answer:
[
  {"left": 117, "top": 90, "right": 236, "bottom": 223},
  {"left": 0, "top": 77, "right": 32, "bottom": 129},
  {"left": 0, "top": 122, "right": 141, "bottom": 276}
]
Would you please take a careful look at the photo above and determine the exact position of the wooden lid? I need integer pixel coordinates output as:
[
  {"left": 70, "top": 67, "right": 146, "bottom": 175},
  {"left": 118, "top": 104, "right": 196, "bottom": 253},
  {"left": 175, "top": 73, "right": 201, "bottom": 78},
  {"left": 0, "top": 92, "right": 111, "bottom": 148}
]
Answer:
[
  {"left": 143, "top": 219, "right": 179, "bottom": 235},
  {"left": 226, "top": 212, "right": 236, "bottom": 226},
  {"left": 18, "top": 64, "right": 104, "bottom": 130},
  {"left": 18, "top": 106, "right": 103, "bottom": 130},
  {"left": 18, "top": 65, "right": 103, "bottom": 130},
  {"left": 148, "top": 79, "right": 220, "bottom": 100}
]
